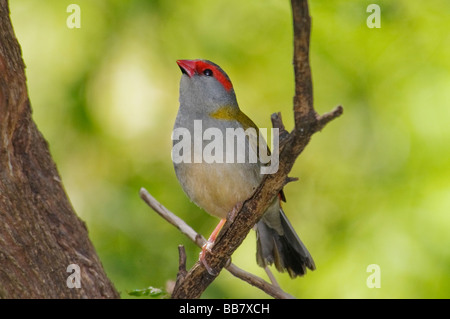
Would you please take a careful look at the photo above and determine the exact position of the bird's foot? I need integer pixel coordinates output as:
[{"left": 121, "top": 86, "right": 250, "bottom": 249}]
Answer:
[
  {"left": 198, "top": 218, "right": 227, "bottom": 276},
  {"left": 199, "top": 240, "right": 218, "bottom": 276}
]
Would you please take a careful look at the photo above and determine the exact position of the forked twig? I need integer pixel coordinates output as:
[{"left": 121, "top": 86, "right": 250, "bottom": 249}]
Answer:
[{"left": 139, "top": 188, "right": 294, "bottom": 299}]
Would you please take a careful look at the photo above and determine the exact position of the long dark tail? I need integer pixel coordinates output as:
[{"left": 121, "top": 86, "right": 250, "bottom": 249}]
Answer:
[{"left": 256, "top": 209, "right": 315, "bottom": 278}]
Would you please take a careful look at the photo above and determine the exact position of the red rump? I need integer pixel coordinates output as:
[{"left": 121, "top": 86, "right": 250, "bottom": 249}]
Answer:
[{"left": 177, "top": 59, "right": 233, "bottom": 92}]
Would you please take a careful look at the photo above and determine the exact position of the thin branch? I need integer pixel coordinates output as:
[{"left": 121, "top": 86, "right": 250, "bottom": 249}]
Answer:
[
  {"left": 139, "top": 187, "right": 205, "bottom": 248},
  {"left": 291, "top": 0, "right": 314, "bottom": 126},
  {"left": 315, "top": 105, "right": 344, "bottom": 132},
  {"left": 264, "top": 266, "right": 280, "bottom": 287},
  {"left": 284, "top": 176, "right": 299, "bottom": 185},
  {"left": 271, "top": 112, "right": 289, "bottom": 144},
  {"left": 175, "top": 245, "right": 187, "bottom": 284},
  {"left": 139, "top": 188, "right": 294, "bottom": 299}
]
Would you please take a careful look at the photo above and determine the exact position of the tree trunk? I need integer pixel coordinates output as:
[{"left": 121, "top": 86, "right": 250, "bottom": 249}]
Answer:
[{"left": 0, "top": 0, "right": 119, "bottom": 298}]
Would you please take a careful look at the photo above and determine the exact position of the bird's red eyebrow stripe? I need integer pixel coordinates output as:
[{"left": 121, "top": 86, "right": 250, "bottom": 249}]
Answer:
[{"left": 195, "top": 60, "right": 233, "bottom": 92}]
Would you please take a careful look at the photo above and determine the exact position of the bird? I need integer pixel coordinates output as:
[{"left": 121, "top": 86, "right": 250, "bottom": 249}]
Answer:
[{"left": 172, "top": 59, "right": 315, "bottom": 278}]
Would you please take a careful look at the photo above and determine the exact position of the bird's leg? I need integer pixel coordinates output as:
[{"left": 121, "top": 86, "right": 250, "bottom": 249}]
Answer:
[
  {"left": 199, "top": 202, "right": 243, "bottom": 275},
  {"left": 199, "top": 218, "right": 226, "bottom": 276}
]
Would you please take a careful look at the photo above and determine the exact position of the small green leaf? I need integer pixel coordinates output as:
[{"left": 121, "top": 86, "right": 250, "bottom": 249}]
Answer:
[{"left": 128, "top": 286, "right": 167, "bottom": 298}]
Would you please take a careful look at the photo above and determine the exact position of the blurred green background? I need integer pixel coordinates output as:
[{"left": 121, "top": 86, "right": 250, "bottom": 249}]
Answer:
[{"left": 9, "top": 0, "right": 450, "bottom": 298}]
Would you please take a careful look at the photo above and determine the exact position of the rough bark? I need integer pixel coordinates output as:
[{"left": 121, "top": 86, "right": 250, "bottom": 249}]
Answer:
[{"left": 0, "top": 0, "right": 119, "bottom": 298}]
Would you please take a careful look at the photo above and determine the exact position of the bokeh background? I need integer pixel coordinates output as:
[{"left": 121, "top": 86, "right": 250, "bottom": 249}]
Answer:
[{"left": 9, "top": 0, "right": 449, "bottom": 298}]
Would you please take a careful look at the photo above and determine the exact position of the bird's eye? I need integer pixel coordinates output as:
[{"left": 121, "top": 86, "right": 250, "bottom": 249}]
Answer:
[{"left": 203, "top": 69, "right": 213, "bottom": 76}]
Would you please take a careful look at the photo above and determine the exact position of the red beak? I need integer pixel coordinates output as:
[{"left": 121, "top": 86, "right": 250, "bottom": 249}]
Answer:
[{"left": 177, "top": 59, "right": 196, "bottom": 78}]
